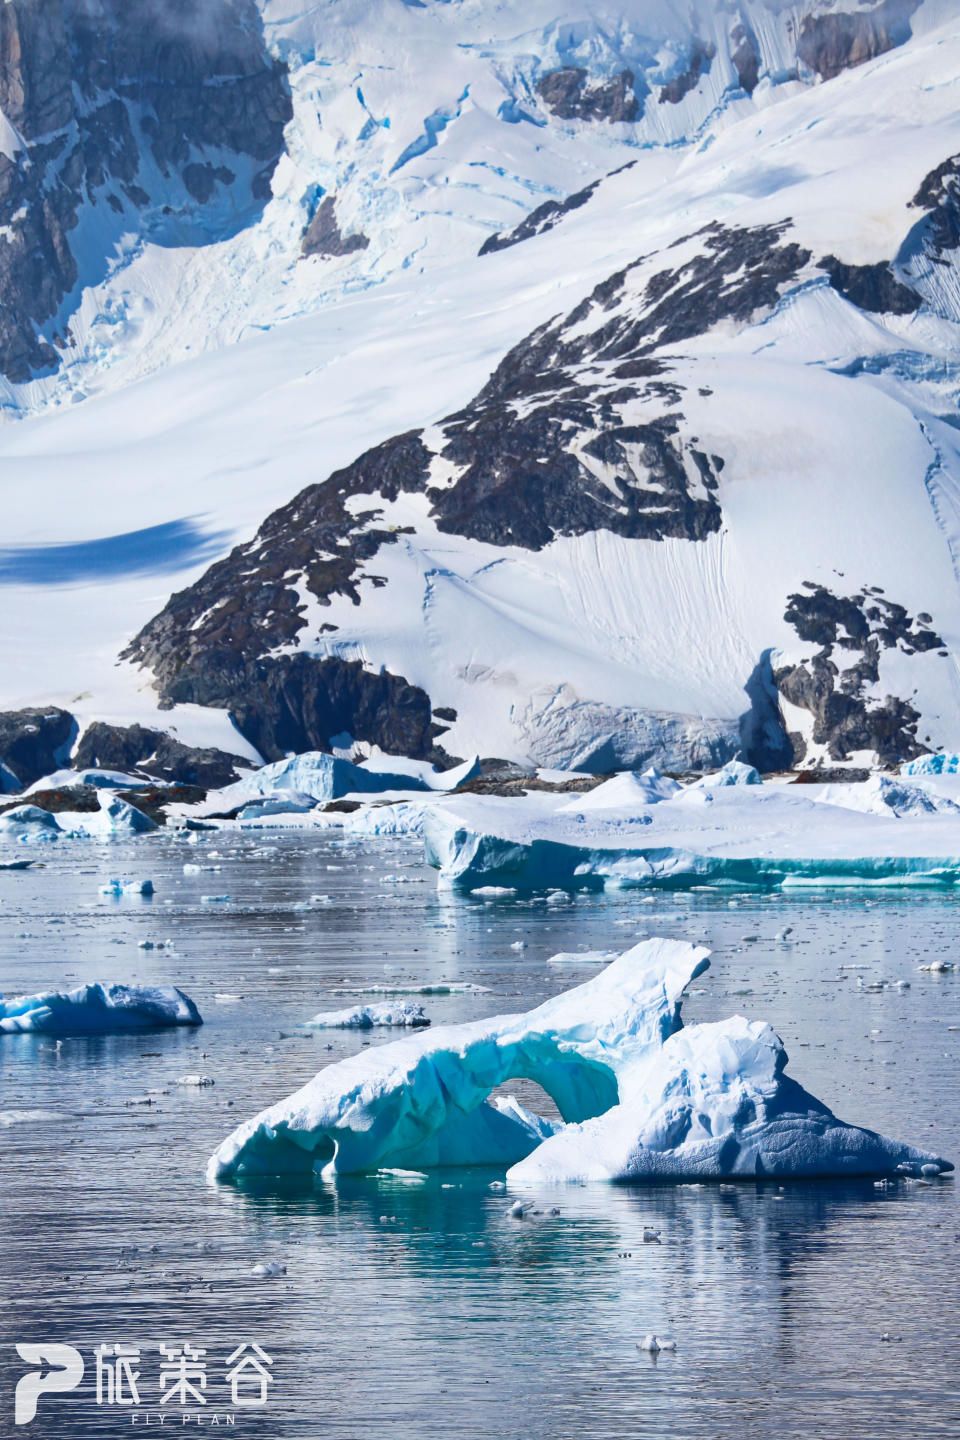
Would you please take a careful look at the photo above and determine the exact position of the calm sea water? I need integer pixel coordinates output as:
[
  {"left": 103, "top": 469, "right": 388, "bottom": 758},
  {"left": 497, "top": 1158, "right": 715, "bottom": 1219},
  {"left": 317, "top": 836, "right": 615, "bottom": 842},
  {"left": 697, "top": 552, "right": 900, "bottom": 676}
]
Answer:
[{"left": 1, "top": 827, "right": 958, "bottom": 1438}]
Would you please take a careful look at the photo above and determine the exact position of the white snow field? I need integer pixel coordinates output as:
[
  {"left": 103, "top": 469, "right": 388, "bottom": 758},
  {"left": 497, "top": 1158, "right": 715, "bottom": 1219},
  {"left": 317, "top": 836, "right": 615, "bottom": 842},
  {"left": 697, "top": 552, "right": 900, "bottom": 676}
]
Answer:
[
  {"left": 0, "top": 2, "right": 959, "bottom": 771},
  {"left": 0, "top": 982, "right": 202, "bottom": 1034},
  {"left": 206, "top": 938, "right": 952, "bottom": 1184}
]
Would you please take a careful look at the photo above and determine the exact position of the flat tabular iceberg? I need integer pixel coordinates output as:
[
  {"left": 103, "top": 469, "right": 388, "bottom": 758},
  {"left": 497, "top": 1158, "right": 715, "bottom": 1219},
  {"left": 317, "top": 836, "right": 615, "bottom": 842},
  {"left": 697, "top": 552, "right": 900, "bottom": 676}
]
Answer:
[
  {"left": 207, "top": 939, "right": 949, "bottom": 1185},
  {"left": 305, "top": 1002, "right": 430, "bottom": 1029},
  {"left": 0, "top": 982, "right": 202, "bottom": 1034}
]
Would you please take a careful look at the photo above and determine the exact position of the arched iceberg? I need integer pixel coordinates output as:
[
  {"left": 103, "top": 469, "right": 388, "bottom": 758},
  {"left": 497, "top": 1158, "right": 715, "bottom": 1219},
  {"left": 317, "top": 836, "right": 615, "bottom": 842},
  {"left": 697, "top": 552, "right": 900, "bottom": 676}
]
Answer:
[{"left": 207, "top": 940, "right": 950, "bottom": 1185}]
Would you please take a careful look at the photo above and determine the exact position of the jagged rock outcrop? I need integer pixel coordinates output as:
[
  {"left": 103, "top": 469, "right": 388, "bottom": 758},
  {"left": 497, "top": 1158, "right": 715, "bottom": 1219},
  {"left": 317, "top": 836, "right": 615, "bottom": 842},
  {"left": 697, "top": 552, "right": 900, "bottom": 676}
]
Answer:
[
  {"left": 301, "top": 195, "right": 370, "bottom": 259},
  {"left": 0, "top": 708, "right": 77, "bottom": 790},
  {"left": 659, "top": 38, "right": 716, "bottom": 105},
  {"left": 797, "top": 1, "right": 920, "bottom": 81},
  {"left": 0, "top": 0, "right": 291, "bottom": 382},
  {"left": 536, "top": 68, "right": 641, "bottom": 123},
  {"left": 73, "top": 722, "right": 250, "bottom": 788},
  {"left": 773, "top": 584, "right": 946, "bottom": 765}
]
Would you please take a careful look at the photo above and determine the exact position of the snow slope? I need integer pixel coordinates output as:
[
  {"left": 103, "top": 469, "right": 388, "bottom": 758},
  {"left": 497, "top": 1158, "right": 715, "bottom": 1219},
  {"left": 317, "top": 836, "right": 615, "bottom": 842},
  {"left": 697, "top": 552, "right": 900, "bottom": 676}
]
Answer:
[{"left": 1, "top": 2, "right": 959, "bottom": 772}]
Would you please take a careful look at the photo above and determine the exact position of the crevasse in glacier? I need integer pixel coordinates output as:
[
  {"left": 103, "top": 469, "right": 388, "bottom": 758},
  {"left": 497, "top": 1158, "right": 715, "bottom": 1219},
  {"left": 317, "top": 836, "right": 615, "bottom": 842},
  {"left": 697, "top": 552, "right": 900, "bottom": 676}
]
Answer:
[{"left": 206, "top": 940, "right": 950, "bottom": 1185}]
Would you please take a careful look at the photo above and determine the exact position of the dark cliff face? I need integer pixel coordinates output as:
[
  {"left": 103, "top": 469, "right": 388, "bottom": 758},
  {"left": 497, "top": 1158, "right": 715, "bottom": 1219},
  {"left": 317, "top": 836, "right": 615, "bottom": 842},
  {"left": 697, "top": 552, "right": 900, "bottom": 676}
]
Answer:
[
  {"left": 797, "top": 1, "right": 920, "bottom": 81},
  {"left": 0, "top": 0, "right": 291, "bottom": 382}
]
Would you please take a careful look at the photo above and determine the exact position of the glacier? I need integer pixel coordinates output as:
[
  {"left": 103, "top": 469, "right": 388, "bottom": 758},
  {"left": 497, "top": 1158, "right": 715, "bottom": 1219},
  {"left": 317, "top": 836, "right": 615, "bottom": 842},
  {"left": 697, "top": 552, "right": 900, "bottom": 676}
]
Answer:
[
  {"left": 0, "top": 982, "right": 202, "bottom": 1035},
  {"left": 206, "top": 939, "right": 950, "bottom": 1185}
]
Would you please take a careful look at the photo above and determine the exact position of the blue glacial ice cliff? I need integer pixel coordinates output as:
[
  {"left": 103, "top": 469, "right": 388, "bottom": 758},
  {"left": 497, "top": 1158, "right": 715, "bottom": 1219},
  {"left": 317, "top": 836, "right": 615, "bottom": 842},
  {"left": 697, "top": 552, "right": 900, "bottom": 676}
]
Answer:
[{"left": 206, "top": 939, "right": 951, "bottom": 1185}]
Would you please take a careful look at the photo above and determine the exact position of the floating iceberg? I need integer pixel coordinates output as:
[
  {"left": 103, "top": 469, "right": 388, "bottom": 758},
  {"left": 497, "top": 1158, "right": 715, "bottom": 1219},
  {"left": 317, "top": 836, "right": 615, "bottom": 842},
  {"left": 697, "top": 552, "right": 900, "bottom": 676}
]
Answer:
[
  {"left": 305, "top": 1002, "right": 430, "bottom": 1029},
  {"left": 100, "top": 878, "right": 155, "bottom": 897},
  {"left": 0, "top": 796, "right": 156, "bottom": 840},
  {"left": 204, "top": 751, "right": 434, "bottom": 816},
  {"left": 207, "top": 940, "right": 949, "bottom": 1185},
  {"left": 694, "top": 761, "right": 762, "bottom": 788},
  {"left": 816, "top": 775, "right": 959, "bottom": 818},
  {"left": 0, "top": 982, "right": 202, "bottom": 1034},
  {"left": 423, "top": 783, "right": 960, "bottom": 891},
  {"left": 0, "top": 804, "right": 61, "bottom": 835}
]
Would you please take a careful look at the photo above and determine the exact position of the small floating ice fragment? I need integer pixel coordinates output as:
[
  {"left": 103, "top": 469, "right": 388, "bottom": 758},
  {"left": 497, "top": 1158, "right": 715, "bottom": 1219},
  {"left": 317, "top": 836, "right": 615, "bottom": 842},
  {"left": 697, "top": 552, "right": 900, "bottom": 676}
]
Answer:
[
  {"left": 250, "top": 1261, "right": 286, "bottom": 1278},
  {"left": 305, "top": 1003, "right": 429, "bottom": 1029},
  {"left": 100, "top": 878, "right": 154, "bottom": 897},
  {"left": 177, "top": 1074, "right": 215, "bottom": 1087}
]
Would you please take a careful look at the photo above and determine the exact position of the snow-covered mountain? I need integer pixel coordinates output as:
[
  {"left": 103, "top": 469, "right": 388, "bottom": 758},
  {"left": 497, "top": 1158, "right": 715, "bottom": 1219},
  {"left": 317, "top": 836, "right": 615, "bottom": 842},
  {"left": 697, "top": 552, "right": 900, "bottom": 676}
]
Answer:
[{"left": 1, "top": 0, "right": 959, "bottom": 785}]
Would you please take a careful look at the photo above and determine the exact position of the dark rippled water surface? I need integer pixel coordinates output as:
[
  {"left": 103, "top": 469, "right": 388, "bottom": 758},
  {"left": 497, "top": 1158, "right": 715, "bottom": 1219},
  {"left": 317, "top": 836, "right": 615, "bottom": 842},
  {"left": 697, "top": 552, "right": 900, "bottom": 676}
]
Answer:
[{"left": 1, "top": 829, "right": 958, "bottom": 1438}]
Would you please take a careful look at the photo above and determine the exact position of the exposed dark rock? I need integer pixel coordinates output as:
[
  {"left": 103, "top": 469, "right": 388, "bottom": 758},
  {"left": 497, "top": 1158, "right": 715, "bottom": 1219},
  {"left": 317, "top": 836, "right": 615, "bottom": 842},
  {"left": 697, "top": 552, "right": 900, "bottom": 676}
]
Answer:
[
  {"left": 453, "top": 774, "right": 604, "bottom": 798},
  {"left": 115, "top": 784, "right": 206, "bottom": 825},
  {"left": 301, "top": 195, "right": 371, "bottom": 259},
  {"left": 789, "top": 767, "right": 872, "bottom": 784},
  {"left": 731, "top": 23, "right": 760, "bottom": 95},
  {"left": 797, "top": 1, "right": 919, "bottom": 82},
  {"left": 480, "top": 179, "right": 601, "bottom": 257},
  {"left": 659, "top": 38, "right": 715, "bottom": 105},
  {"left": 0, "top": 784, "right": 100, "bottom": 816},
  {"left": 773, "top": 584, "right": 944, "bottom": 765},
  {"left": 126, "top": 218, "right": 814, "bottom": 754},
  {"left": 820, "top": 255, "right": 918, "bottom": 314},
  {"left": 73, "top": 722, "right": 250, "bottom": 788},
  {"left": 0, "top": 0, "right": 291, "bottom": 382},
  {"left": 536, "top": 68, "right": 640, "bottom": 123},
  {"left": 480, "top": 160, "right": 636, "bottom": 256},
  {"left": 0, "top": 707, "right": 77, "bottom": 790},
  {"left": 911, "top": 155, "right": 960, "bottom": 214}
]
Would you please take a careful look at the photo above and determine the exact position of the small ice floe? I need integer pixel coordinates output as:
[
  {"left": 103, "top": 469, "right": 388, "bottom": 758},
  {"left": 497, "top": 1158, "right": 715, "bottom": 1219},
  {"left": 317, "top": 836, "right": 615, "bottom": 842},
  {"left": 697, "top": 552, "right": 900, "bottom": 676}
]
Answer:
[
  {"left": 896, "top": 1159, "right": 949, "bottom": 1178},
  {"left": 200, "top": 895, "right": 231, "bottom": 904},
  {"left": 857, "top": 977, "right": 910, "bottom": 993},
  {"left": 505, "top": 1200, "right": 531, "bottom": 1219},
  {"left": 489, "top": 1181, "right": 506, "bottom": 1192},
  {"left": 637, "top": 1335, "right": 676, "bottom": 1352},
  {"left": 183, "top": 863, "right": 220, "bottom": 875},
  {"left": 471, "top": 886, "right": 517, "bottom": 899},
  {"left": 775, "top": 927, "right": 793, "bottom": 942},
  {"left": 642, "top": 1227, "right": 662, "bottom": 1244},
  {"left": 305, "top": 1003, "right": 429, "bottom": 1029},
  {"left": 510, "top": 941, "right": 527, "bottom": 952},
  {"left": 177, "top": 1074, "right": 215, "bottom": 1087},
  {"left": 250, "top": 1261, "right": 286, "bottom": 1278},
  {"left": 918, "top": 960, "right": 957, "bottom": 973},
  {"left": 0, "top": 1109, "right": 74, "bottom": 1127},
  {"left": 100, "top": 878, "right": 154, "bottom": 898},
  {"left": 214, "top": 993, "right": 244, "bottom": 1004},
  {"left": 377, "top": 1168, "right": 428, "bottom": 1183},
  {"left": 548, "top": 950, "right": 619, "bottom": 966}
]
